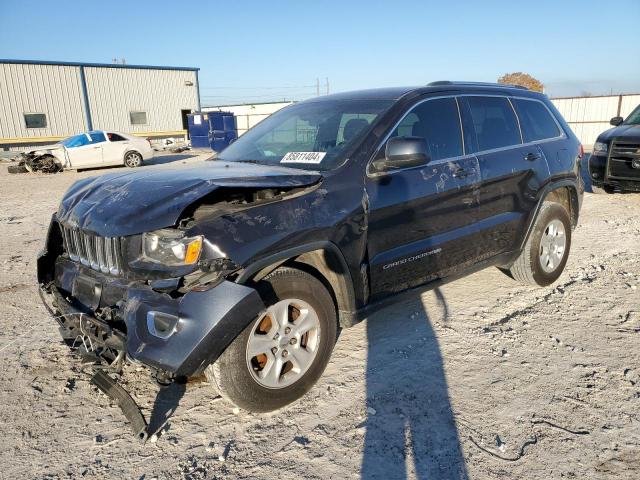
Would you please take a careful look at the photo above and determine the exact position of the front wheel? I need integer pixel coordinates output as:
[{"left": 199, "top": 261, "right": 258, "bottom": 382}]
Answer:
[
  {"left": 504, "top": 201, "right": 572, "bottom": 287},
  {"left": 206, "top": 267, "right": 338, "bottom": 412}
]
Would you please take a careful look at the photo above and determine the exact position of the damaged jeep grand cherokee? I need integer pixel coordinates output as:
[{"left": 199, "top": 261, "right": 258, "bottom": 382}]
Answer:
[{"left": 38, "top": 82, "right": 583, "bottom": 430}]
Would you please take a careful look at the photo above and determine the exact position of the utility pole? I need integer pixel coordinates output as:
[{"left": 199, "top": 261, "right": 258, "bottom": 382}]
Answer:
[
  {"left": 325, "top": 77, "right": 329, "bottom": 95},
  {"left": 316, "top": 78, "right": 320, "bottom": 97}
]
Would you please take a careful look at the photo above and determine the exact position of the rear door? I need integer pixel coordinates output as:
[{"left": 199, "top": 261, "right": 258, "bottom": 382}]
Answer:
[
  {"left": 366, "top": 96, "right": 481, "bottom": 298},
  {"left": 459, "top": 95, "right": 552, "bottom": 259},
  {"left": 102, "top": 132, "right": 130, "bottom": 165}
]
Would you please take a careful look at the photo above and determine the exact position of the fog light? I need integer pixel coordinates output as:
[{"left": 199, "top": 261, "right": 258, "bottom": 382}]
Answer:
[
  {"left": 591, "top": 172, "right": 600, "bottom": 179},
  {"left": 632, "top": 158, "right": 640, "bottom": 169},
  {"left": 146, "top": 311, "right": 179, "bottom": 339}
]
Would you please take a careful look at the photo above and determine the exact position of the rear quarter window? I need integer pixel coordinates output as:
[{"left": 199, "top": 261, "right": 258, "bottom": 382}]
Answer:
[
  {"left": 512, "top": 98, "right": 561, "bottom": 142},
  {"left": 462, "top": 96, "right": 521, "bottom": 151}
]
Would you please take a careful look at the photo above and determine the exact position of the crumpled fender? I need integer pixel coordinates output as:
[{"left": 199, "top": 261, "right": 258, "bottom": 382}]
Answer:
[{"left": 121, "top": 280, "right": 265, "bottom": 377}]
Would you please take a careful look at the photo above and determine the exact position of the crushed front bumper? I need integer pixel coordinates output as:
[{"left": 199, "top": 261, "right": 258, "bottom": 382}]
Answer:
[{"left": 39, "top": 255, "right": 266, "bottom": 378}]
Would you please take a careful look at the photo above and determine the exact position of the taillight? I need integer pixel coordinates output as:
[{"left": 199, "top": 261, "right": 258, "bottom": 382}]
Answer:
[{"left": 578, "top": 144, "right": 584, "bottom": 159}]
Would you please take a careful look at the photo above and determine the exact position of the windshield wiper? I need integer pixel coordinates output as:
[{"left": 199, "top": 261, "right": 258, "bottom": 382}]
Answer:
[{"left": 230, "top": 159, "right": 266, "bottom": 164}]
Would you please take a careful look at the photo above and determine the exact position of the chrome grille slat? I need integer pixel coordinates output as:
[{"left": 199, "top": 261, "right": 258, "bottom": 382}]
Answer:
[{"left": 60, "top": 225, "right": 122, "bottom": 275}]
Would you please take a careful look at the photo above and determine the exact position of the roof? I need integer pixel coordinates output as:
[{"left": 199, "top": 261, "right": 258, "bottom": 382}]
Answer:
[
  {"left": 0, "top": 59, "right": 199, "bottom": 71},
  {"left": 302, "top": 82, "right": 543, "bottom": 104}
]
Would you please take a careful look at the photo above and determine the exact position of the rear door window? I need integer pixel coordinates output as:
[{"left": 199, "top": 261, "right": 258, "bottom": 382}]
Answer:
[
  {"left": 107, "top": 132, "right": 128, "bottom": 142},
  {"left": 512, "top": 98, "right": 561, "bottom": 142},
  {"left": 462, "top": 96, "right": 522, "bottom": 151},
  {"left": 386, "top": 97, "right": 463, "bottom": 161}
]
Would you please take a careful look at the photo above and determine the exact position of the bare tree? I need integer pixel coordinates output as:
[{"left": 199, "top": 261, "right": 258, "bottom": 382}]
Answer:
[{"left": 497, "top": 72, "right": 544, "bottom": 92}]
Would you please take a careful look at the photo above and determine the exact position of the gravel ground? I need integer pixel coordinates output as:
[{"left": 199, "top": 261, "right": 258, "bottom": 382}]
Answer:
[{"left": 0, "top": 154, "right": 638, "bottom": 479}]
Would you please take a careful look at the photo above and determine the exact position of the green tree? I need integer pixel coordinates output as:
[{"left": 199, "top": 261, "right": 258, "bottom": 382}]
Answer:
[{"left": 497, "top": 72, "right": 544, "bottom": 92}]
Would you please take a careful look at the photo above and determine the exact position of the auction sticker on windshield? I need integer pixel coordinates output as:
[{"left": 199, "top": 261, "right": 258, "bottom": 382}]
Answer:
[{"left": 281, "top": 152, "right": 326, "bottom": 164}]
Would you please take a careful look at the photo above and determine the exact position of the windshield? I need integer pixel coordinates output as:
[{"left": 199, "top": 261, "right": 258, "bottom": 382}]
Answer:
[
  {"left": 59, "top": 133, "right": 90, "bottom": 148},
  {"left": 216, "top": 99, "right": 393, "bottom": 171},
  {"left": 623, "top": 105, "right": 640, "bottom": 125}
]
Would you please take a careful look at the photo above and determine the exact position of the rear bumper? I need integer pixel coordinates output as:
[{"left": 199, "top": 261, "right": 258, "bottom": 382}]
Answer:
[{"left": 39, "top": 254, "right": 265, "bottom": 378}]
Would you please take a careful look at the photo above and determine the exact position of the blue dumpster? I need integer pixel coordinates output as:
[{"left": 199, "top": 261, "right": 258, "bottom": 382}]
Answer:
[
  {"left": 208, "top": 111, "right": 238, "bottom": 152},
  {"left": 187, "top": 113, "right": 211, "bottom": 149}
]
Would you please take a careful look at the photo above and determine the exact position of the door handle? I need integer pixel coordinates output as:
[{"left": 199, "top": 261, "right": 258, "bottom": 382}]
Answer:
[
  {"left": 452, "top": 168, "right": 473, "bottom": 178},
  {"left": 524, "top": 152, "right": 541, "bottom": 161},
  {"left": 93, "top": 146, "right": 101, "bottom": 149}
]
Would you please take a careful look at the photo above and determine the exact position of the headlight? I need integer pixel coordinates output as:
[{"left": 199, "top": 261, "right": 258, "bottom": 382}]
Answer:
[
  {"left": 141, "top": 229, "right": 203, "bottom": 266},
  {"left": 593, "top": 142, "right": 608, "bottom": 155}
]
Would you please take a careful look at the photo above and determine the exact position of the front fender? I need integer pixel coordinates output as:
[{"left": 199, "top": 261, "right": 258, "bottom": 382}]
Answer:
[{"left": 122, "top": 281, "right": 265, "bottom": 377}]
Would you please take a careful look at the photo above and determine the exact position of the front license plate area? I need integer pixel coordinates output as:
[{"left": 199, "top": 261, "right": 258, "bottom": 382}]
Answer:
[{"left": 72, "top": 275, "right": 102, "bottom": 310}]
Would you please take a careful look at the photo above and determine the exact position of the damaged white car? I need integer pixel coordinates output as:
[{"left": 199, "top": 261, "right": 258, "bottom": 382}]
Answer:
[{"left": 9, "top": 131, "right": 154, "bottom": 173}]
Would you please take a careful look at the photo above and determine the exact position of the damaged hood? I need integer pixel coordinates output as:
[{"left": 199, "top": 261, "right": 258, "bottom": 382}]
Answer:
[{"left": 57, "top": 161, "right": 322, "bottom": 236}]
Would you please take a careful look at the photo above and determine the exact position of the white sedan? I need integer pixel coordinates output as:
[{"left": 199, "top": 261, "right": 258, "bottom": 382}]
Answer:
[{"left": 26, "top": 130, "right": 155, "bottom": 171}]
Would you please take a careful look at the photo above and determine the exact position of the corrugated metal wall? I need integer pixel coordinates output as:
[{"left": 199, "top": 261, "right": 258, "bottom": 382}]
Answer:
[
  {"left": 551, "top": 94, "right": 640, "bottom": 147},
  {"left": 0, "top": 63, "right": 87, "bottom": 139},
  {"left": 84, "top": 67, "right": 198, "bottom": 133},
  {"left": 203, "top": 102, "right": 292, "bottom": 136}
]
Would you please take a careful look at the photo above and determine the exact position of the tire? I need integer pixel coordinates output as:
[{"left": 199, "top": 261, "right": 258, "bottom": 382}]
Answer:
[
  {"left": 7, "top": 164, "right": 28, "bottom": 174},
  {"left": 506, "top": 201, "right": 572, "bottom": 287},
  {"left": 206, "top": 267, "right": 338, "bottom": 412},
  {"left": 124, "top": 151, "right": 143, "bottom": 168},
  {"left": 592, "top": 184, "right": 615, "bottom": 194}
]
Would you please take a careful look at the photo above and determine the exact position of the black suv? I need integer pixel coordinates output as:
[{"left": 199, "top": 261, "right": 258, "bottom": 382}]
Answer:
[
  {"left": 589, "top": 104, "right": 640, "bottom": 192},
  {"left": 38, "top": 82, "right": 583, "bottom": 431}
]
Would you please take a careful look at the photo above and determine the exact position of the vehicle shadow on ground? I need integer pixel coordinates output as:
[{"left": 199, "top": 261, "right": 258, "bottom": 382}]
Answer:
[
  {"left": 361, "top": 287, "right": 468, "bottom": 479},
  {"left": 146, "top": 381, "right": 187, "bottom": 437}
]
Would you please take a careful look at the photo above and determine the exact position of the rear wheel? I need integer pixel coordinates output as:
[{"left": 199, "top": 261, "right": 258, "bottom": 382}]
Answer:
[
  {"left": 206, "top": 267, "right": 338, "bottom": 412},
  {"left": 124, "top": 151, "right": 143, "bottom": 168},
  {"left": 504, "top": 201, "right": 572, "bottom": 287}
]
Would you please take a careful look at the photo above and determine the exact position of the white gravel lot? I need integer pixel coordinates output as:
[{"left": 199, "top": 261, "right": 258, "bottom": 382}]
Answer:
[{"left": 0, "top": 153, "right": 638, "bottom": 479}]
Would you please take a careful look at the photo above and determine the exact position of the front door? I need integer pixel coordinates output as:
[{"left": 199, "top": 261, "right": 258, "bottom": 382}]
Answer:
[
  {"left": 65, "top": 132, "right": 104, "bottom": 168},
  {"left": 366, "top": 97, "right": 481, "bottom": 299}
]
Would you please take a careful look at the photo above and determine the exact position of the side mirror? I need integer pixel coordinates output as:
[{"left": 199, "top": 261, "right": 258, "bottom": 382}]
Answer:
[
  {"left": 610, "top": 116, "right": 624, "bottom": 126},
  {"left": 373, "top": 136, "right": 430, "bottom": 172}
]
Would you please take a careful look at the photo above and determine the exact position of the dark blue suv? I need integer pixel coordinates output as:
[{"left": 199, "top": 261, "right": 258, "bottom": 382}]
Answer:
[{"left": 38, "top": 81, "right": 583, "bottom": 432}]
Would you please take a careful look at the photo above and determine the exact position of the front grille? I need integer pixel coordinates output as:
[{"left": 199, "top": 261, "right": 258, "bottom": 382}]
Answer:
[
  {"left": 608, "top": 141, "right": 640, "bottom": 180},
  {"left": 60, "top": 225, "right": 123, "bottom": 275}
]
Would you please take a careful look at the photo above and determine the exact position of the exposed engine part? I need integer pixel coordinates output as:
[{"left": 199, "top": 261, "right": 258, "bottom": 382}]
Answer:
[{"left": 8, "top": 153, "right": 62, "bottom": 174}]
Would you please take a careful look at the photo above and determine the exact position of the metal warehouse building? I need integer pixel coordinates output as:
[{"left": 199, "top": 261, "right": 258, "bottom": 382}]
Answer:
[{"left": 0, "top": 59, "right": 200, "bottom": 150}]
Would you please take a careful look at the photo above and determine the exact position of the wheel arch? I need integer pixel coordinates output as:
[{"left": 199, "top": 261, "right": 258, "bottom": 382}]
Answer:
[
  {"left": 235, "top": 241, "right": 357, "bottom": 328},
  {"left": 520, "top": 180, "right": 580, "bottom": 251}
]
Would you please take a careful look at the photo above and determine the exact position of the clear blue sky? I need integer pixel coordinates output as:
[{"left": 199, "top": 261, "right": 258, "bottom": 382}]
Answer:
[{"left": 1, "top": 0, "right": 638, "bottom": 104}]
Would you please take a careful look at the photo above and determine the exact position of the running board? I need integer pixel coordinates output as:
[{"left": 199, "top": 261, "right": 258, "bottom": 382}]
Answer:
[{"left": 90, "top": 370, "right": 149, "bottom": 441}]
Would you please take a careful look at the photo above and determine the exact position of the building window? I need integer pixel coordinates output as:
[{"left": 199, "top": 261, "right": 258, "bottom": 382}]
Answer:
[
  {"left": 24, "top": 113, "right": 47, "bottom": 128},
  {"left": 130, "top": 111, "right": 148, "bottom": 125}
]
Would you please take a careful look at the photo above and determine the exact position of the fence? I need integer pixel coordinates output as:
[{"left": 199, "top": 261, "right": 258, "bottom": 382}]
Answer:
[{"left": 550, "top": 94, "right": 640, "bottom": 147}]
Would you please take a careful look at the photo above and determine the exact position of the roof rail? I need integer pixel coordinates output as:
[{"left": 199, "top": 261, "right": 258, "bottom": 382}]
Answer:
[{"left": 426, "top": 81, "right": 529, "bottom": 90}]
